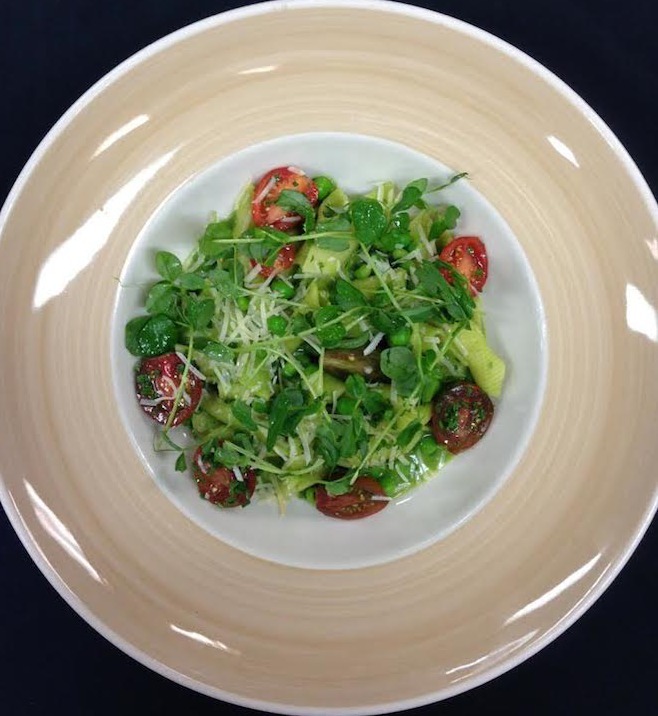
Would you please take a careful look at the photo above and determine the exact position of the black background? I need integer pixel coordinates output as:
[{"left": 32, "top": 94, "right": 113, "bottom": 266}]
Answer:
[{"left": 1, "top": 1, "right": 657, "bottom": 714}]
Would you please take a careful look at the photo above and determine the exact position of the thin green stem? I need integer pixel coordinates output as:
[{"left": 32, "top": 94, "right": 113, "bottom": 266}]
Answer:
[{"left": 350, "top": 408, "right": 404, "bottom": 483}]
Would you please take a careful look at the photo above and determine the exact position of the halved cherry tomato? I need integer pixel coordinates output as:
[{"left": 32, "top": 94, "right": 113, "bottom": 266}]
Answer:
[
  {"left": 250, "top": 242, "right": 297, "bottom": 279},
  {"left": 251, "top": 166, "right": 319, "bottom": 231},
  {"left": 192, "top": 446, "right": 256, "bottom": 508},
  {"left": 315, "top": 476, "right": 389, "bottom": 520},
  {"left": 431, "top": 381, "right": 493, "bottom": 454},
  {"left": 439, "top": 236, "right": 488, "bottom": 294},
  {"left": 135, "top": 353, "right": 203, "bottom": 426}
]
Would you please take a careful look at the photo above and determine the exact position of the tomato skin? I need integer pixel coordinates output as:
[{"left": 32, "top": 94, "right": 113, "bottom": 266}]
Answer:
[
  {"left": 192, "top": 447, "right": 256, "bottom": 508},
  {"left": 315, "top": 476, "right": 389, "bottom": 520},
  {"left": 251, "top": 166, "right": 319, "bottom": 231},
  {"left": 431, "top": 381, "right": 493, "bottom": 454},
  {"left": 250, "top": 242, "right": 297, "bottom": 278},
  {"left": 439, "top": 236, "right": 488, "bottom": 294},
  {"left": 135, "top": 353, "right": 203, "bottom": 426}
]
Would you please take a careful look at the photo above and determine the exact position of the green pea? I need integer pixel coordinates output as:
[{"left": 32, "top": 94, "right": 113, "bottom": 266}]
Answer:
[
  {"left": 267, "top": 315, "right": 288, "bottom": 336},
  {"left": 336, "top": 396, "right": 357, "bottom": 415},
  {"left": 312, "top": 176, "right": 337, "bottom": 202},
  {"left": 271, "top": 278, "right": 296, "bottom": 300},
  {"left": 389, "top": 326, "right": 412, "bottom": 347},
  {"left": 354, "top": 264, "right": 372, "bottom": 279},
  {"left": 236, "top": 296, "right": 250, "bottom": 312},
  {"left": 379, "top": 473, "right": 400, "bottom": 498},
  {"left": 282, "top": 362, "right": 298, "bottom": 378},
  {"left": 419, "top": 434, "right": 440, "bottom": 461},
  {"left": 302, "top": 486, "right": 317, "bottom": 506}
]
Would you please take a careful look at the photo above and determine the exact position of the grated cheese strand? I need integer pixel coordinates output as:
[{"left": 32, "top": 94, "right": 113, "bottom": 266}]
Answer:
[
  {"left": 363, "top": 332, "right": 385, "bottom": 356},
  {"left": 175, "top": 351, "right": 207, "bottom": 381},
  {"left": 253, "top": 175, "right": 276, "bottom": 205}
]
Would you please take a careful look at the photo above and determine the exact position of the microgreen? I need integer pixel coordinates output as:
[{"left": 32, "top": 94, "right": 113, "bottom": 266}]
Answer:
[
  {"left": 380, "top": 347, "right": 419, "bottom": 397},
  {"left": 185, "top": 298, "right": 215, "bottom": 330},
  {"left": 415, "top": 260, "right": 474, "bottom": 322},
  {"left": 125, "top": 314, "right": 178, "bottom": 357},
  {"left": 391, "top": 178, "right": 428, "bottom": 214},
  {"left": 323, "top": 474, "right": 353, "bottom": 496},
  {"left": 350, "top": 199, "right": 387, "bottom": 246},
  {"left": 155, "top": 251, "right": 182, "bottom": 281},
  {"left": 429, "top": 205, "right": 460, "bottom": 239},
  {"left": 333, "top": 279, "right": 368, "bottom": 310},
  {"left": 207, "top": 267, "right": 243, "bottom": 298},
  {"left": 266, "top": 389, "right": 320, "bottom": 450},
  {"left": 231, "top": 400, "right": 257, "bottom": 430},
  {"left": 177, "top": 272, "right": 206, "bottom": 290},
  {"left": 276, "top": 189, "right": 316, "bottom": 233},
  {"left": 426, "top": 172, "right": 468, "bottom": 194},
  {"left": 199, "top": 341, "right": 232, "bottom": 363},
  {"left": 145, "top": 282, "right": 178, "bottom": 318},
  {"left": 315, "top": 235, "right": 352, "bottom": 251}
]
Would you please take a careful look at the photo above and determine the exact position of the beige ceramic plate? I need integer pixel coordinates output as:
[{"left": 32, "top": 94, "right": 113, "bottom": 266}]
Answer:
[{"left": 1, "top": 1, "right": 657, "bottom": 713}]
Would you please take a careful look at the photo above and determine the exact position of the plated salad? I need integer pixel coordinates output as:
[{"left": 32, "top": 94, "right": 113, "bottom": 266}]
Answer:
[{"left": 125, "top": 166, "right": 505, "bottom": 519}]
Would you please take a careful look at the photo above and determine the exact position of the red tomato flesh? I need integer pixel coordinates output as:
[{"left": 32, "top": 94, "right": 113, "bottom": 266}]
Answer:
[
  {"left": 431, "top": 381, "right": 493, "bottom": 454},
  {"left": 135, "top": 353, "right": 203, "bottom": 427},
  {"left": 315, "top": 476, "right": 389, "bottom": 520},
  {"left": 251, "top": 166, "right": 319, "bottom": 231},
  {"left": 250, "top": 242, "right": 297, "bottom": 279},
  {"left": 439, "top": 236, "right": 488, "bottom": 294},
  {"left": 192, "top": 447, "right": 256, "bottom": 508}
]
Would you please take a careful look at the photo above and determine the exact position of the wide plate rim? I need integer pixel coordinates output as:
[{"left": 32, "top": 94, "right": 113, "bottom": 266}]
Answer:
[{"left": 1, "top": 2, "right": 657, "bottom": 714}]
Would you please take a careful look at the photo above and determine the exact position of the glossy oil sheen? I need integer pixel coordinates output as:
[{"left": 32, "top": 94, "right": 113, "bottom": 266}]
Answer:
[{"left": 0, "top": 2, "right": 657, "bottom": 714}]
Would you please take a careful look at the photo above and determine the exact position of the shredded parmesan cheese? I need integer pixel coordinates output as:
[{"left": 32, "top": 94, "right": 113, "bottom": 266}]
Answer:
[
  {"left": 395, "top": 463, "right": 410, "bottom": 483},
  {"left": 292, "top": 272, "right": 324, "bottom": 280},
  {"left": 363, "top": 332, "right": 385, "bottom": 356},
  {"left": 244, "top": 263, "right": 262, "bottom": 284},
  {"left": 175, "top": 351, "right": 207, "bottom": 380},
  {"left": 138, "top": 397, "right": 168, "bottom": 407},
  {"left": 253, "top": 175, "right": 276, "bottom": 205},
  {"left": 218, "top": 303, "right": 231, "bottom": 341},
  {"left": 299, "top": 430, "right": 312, "bottom": 465}
]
